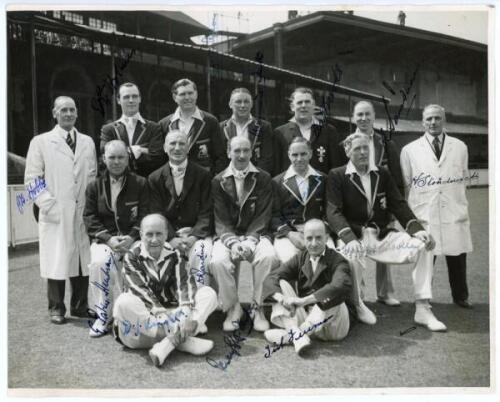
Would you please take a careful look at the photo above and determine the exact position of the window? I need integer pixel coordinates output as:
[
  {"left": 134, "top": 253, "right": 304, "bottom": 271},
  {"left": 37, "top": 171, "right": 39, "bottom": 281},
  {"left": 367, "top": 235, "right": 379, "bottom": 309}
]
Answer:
[{"left": 62, "top": 12, "right": 83, "bottom": 24}]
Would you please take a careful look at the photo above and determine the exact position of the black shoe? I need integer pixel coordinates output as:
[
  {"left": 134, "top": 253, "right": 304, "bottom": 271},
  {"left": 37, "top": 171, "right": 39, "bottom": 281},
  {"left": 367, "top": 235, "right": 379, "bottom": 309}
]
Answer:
[
  {"left": 71, "top": 308, "right": 97, "bottom": 319},
  {"left": 50, "top": 315, "right": 66, "bottom": 325},
  {"left": 454, "top": 299, "right": 473, "bottom": 309}
]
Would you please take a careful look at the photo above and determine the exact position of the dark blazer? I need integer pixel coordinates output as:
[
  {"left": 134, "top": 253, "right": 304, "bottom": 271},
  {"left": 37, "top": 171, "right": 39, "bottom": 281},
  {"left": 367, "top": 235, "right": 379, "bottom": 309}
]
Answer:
[
  {"left": 148, "top": 161, "right": 213, "bottom": 240},
  {"left": 371, "top": 130, "right": 404, "bottom": 195},
  {"left": 212, "top": 166, "right": 273, "bottom": 248},
  {"left": 83, "top": 171, "right": 149, "bottom": 243},
  {"left": 274, "top": 121, "right": 347, "bottom": 175},
  {"left": 271, "top": 170, "right": 327, "bottom": 237},
  {"left": 326, "top": 165, "right": 424, "bottom": 244},
  {"left": 158, "top": 109, "right": 226, "bottom": 175},
  {"left": 100, "top": 119, "right": 166, "bottom": 177},
  {"left": 220, "top": 117, "right": 274, "bottom": 175},
  {"left": 262, "top": 247, "right": 352, "bottom": 311}
]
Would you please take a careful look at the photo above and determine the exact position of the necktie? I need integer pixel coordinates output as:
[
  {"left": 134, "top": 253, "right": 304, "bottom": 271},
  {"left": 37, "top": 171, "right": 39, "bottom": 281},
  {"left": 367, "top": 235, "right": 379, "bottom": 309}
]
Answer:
[
  {"left": 66, "top": 131, "right": 75, "bottom": 153},
  {"left": 433, "top": 137, "right": 441, "bottom": 160}
]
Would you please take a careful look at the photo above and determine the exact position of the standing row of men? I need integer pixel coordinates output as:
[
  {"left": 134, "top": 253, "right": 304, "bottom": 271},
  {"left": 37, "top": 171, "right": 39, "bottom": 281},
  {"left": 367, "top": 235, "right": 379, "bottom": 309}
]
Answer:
[{"left": 24, "top": 79, "right": 474, "bottom": 366}]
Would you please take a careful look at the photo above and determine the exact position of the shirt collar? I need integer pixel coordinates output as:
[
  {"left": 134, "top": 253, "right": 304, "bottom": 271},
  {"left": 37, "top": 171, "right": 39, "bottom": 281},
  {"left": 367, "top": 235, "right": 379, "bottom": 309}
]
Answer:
[
  {"left": 231, "top": 114, "right": 253, "bottom": 126},
  {"left": 169, "top": 159, "right": 188, "bottom": 172},
  {"left": 139, "top": 241, "right": 174, "bottom": 263},
  {"left": 309, "top": 248, "right": 326, "bottom": 262},
  {"left": 119, "top": 113, "right": 145, "bottom": 124},
  {"left": 289, "top": 116, "right": 320, "bottom": 127},
  {"left": 425, "top": 131, "right": 445, "bottom": 144},
  {"left": 222, "top": 161, "right": 259, "bottom": 178},
  {"left": 283, "top": 164, "right": 321, "bottom": 181},
  {"left": 56, "top": 124, "right": 76, "bottom": 139},
  {"left": 172, "top": 107, "right": 203, "bottom": 122},
  {"left": 354, "top": 127, "right": 375, "bottom": 138},
  {"left": 345, "top": 160, "right": 378, "bottom": 176},
  {"left": 109, "top": 174, "right": 125, "bottom": 185}
]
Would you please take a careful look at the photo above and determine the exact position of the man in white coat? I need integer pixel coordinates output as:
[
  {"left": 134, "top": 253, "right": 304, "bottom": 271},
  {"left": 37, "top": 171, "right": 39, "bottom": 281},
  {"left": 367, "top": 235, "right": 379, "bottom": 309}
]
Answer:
[
  {"left": 400, "top": 104, "right": 473, "bottom": 308},
  {"left": 25, "top": 96, "right": 97, "bottom": 324}
]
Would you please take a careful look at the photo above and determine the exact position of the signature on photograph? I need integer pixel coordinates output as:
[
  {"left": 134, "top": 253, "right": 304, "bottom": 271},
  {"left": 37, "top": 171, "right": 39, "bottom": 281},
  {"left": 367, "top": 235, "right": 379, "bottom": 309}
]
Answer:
[
  {"left": 206, "top": 303, "right": 257, "bottom": 371},
  {"left": 16, "top": 177, "right": 47, "bottom": 214},
  {"left": 88, "top": 253, "right": 116, "bottom": 335},
  {"left": 190, "top": 243, "right": 211, "bottom": 285},
  {"left": 411, "top": 171, "right": 479, "bottom": 188},
  {"left": 263, "top": 314, "right": 335, "bottom": 358},
  {"left": 119, "top": 310, "right": 187, "bottom": 337},
  {"left": 91, "top": 48, "right": 136, "bottom": 116}
]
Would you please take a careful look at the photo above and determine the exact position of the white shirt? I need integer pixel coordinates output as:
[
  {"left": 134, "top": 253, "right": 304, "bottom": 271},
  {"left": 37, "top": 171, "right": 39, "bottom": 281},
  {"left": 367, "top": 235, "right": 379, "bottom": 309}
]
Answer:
[
  {"left": 169, "top": 159, "right": 188, "bottom": 196},
  {"left": 290, "top": 116, "right": 320, "bottom": 141},
  {"left": 425, "top": 131, "right": 445, "bottom": 155},
  {"left": 171, "top": 107, "right": 203, "bottom": 137},
  {"left": 119, "top": 113, "right": 145, "bottom": 145},
  {"left": 109, "top": 175, "right": 124, "bottom": 212},
  {"left": 310, "top": 249, "right": 326, "bottom": 274},
  {"left": 283, "top": 164, "right": 322, "bottom": 202},
  {"left": 223, "top": 162, "right": 259, "bottom": 203},
  {"left": 345, "top": 160, "right": 378, "bottom": 215},
  {"left": 57, "top": 125, "right": 75, "bottom": 143},
  {"left": 231, "top": 115, "right": 253, "bottom": 139}
]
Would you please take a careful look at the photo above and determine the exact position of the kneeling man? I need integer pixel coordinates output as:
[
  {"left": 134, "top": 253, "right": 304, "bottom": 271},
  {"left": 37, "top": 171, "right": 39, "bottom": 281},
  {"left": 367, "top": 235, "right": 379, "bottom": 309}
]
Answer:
[
  {"left": 113, "top": 214, "right": 218, "bottom": 367},
  {"left": 326, "top": 133, "right": 446, "bottom": 331},
  {"left": 262, "top": 219, "right": 352, "bottom": 356}
]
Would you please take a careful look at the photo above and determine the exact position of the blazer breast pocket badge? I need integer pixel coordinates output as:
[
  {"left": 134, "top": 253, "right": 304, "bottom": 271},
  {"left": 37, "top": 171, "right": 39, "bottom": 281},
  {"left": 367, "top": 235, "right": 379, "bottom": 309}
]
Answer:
[
  {"left": 198, "top": 144, "right": 209, "bottom": 159},
  {"left": 254, "top": 146, "right": 261, "bottom": 160},
  {"left": 317, "top": 146, "right": 326, "bottom": 163},
  {"left": 377, "top": 193, "right": 387, "bottom": 210},
  {"left": 130, "top": 206, "right": 138, "bottom": 220}
]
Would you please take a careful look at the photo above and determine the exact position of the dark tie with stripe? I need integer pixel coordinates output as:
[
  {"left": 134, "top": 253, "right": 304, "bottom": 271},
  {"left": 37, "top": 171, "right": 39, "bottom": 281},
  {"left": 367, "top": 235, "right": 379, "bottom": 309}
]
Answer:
[
  {"left": 66, "top": 131, "right": 76, "bottom": 153},
  {"left": 433, "top": 137, "right": 441, "bottom": 160}
]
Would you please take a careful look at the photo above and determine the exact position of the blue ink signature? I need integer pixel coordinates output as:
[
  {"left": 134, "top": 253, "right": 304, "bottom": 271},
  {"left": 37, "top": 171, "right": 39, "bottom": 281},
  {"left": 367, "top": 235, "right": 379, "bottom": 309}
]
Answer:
[
  {"left": 17, "top": 177, "right": 47, "bottom": 214},
  {"left": 87, "top": 253, "right": 116, "bottom": 335},
  {"left": 206, "top": 303, "right": 257, "bottom": 371},
  {"left": 119, "top": 309, "right": 187, "bottom": 336},
  {"left": 263, "top": 314, "right": 334, "bottom": 358},
  {"left": 189, "top": 243, "right": 211, "bottom": 285},
  {"left": 91, "top": 49, "right": 136, "bottom": 116},
  {"left": 411, "top": 171, "right": 479, "bottom": 188}
]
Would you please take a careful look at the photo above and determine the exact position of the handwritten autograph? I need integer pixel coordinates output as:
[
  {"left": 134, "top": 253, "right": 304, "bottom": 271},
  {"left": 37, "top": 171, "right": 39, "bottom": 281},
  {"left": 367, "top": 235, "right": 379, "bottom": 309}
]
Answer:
[
  {"left": 411, "top": 171, "right": 479, "bottom": 188},
  {"left": 206, "top": 303, "right": 257, "bottom": 371},
  {"left": 17, "top": 177, "right": 47, "bottom": 214},
  {"left": 263, "top": 314, "right": 334, "bottom": 358},
  {"left": 91, "top": 49, "right": 136, "bottom": 116},
  {"left": 119, "top": 310, "right": 187, "bottom": 336},
  {"left": 190, "top": 243, "right": 211, "bottom": 285},
  {"left": 88, "top": 253, "right": 116, "bottom": 335}
]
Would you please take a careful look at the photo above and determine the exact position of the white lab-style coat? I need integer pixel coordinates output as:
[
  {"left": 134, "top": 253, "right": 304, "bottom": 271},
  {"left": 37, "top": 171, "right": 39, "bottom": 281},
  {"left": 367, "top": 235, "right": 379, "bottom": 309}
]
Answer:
[
  {"left": 400, "top": 133, "right": 473, "bottom": 256},
  {"left": 24, "top": 125, "right": 97, "bottom": 279}
]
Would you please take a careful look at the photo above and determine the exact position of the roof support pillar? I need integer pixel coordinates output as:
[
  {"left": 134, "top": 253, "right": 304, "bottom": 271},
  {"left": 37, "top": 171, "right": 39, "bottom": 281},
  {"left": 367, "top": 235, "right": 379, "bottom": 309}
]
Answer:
[{"left": 273, "top": 23, "right": 284, "bottom": 68}]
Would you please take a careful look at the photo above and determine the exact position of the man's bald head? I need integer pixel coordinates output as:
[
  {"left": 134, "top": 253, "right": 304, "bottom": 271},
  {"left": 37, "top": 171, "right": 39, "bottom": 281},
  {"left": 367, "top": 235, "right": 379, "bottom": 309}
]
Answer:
[
  {"left": 52, "top": 96, "right": 77, "bottom": 131},
  {"left": 229, "top": 135, "right": 252, "bottom": 151},
  {"left": 104, "top": 139, "right": 128, "bottom": 156},
  {"left": 140, "top": 214, "right": 168, "bottom": 232},
  {"left": 304, "top": 219, "right": 327, "bottom": 235}
]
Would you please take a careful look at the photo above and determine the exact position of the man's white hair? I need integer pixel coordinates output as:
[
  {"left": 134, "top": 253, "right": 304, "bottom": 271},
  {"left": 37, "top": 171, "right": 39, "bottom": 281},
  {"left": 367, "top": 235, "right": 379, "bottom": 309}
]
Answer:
[{"left": 342, "top": 132, "right": 369, "bottom": 156}]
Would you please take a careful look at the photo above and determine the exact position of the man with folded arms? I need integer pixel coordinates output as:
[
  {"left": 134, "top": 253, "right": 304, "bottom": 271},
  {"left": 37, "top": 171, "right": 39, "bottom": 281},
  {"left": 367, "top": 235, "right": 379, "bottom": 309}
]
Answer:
[
  {"left": 326, "top": 133, "right": 446, "bottom": 331},
  {"left": 271, "top": 136, "right": 329, "bottom": 263},
  {"left": 113, "top": 214, "right": 218, "bottom": 367},
  {"left": 262, "top": 219, "right": 352, "bottom": 355},
  {"left": 100, "top": 82, "right": 165, "bottom": 177},
  {"left": 148, "top": 130, "right": 213, "bottom": 293},
  {"left": 210, "top": 136, "right": 279, "bottom": 332},
  {"left": 159, "top": 78, "right": 226, "bottom": 174},
  {"left": 84, "top": 140, "right": 149, "bottom": 337}
]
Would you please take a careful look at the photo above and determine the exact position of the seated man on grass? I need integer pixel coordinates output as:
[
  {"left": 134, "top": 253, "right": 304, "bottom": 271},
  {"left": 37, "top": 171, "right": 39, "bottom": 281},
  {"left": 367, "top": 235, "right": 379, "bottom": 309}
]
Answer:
[
  {"left": 112, "top": 214, "right": 218, "bottom": 367},
  {"left": 262, "top": 219, "right": 352, "bottom": 356}
]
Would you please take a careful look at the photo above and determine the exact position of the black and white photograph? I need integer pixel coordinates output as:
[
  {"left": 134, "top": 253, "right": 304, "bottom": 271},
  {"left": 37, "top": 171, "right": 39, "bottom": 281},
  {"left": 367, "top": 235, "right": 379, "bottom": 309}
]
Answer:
[{"left": 2, "top": 1, "right": 495, "bottom": 399}]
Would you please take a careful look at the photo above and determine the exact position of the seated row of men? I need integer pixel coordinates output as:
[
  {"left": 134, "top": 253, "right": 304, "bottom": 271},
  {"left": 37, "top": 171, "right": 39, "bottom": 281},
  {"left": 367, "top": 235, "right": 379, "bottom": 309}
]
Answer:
[{"left": 83, "top": 130, "right": 445, "bottom": 367}]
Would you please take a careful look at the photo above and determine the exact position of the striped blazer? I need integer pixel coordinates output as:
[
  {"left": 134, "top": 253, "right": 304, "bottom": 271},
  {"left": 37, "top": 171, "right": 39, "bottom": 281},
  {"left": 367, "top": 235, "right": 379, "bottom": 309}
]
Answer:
[{"left": 122, "top": 242, "right": 197, "bottom": 310}]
